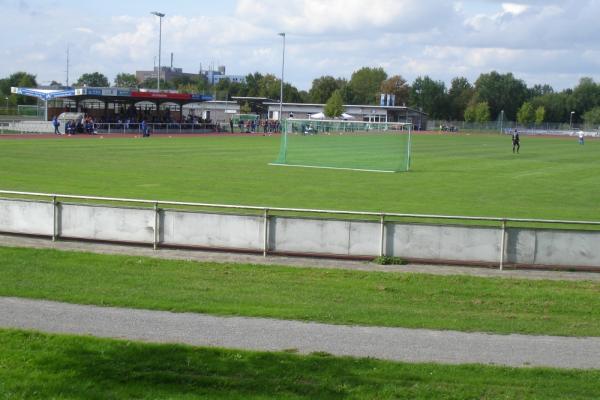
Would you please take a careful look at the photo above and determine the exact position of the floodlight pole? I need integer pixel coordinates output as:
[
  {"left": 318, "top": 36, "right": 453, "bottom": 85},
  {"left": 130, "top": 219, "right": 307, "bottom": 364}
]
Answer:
[
  {"left": 278, "top": 32, "right": 286, "bottom": 129},
  {"left": 500, "top": 110, "right": 504, "bottom": 134},
  {"left": 151, "top": 11, "right": 166, "bottom": 91},
  {"left": 570, "top": 111, "right": 575, "bottom": 130}
]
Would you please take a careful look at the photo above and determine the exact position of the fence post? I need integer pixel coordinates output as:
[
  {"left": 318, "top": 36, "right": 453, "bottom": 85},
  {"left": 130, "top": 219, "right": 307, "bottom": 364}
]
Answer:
[
  {"left": 153, "top": 202, "right": 159, "bottom": 250},
  {"left": 379, "top": 214, "right": 385, "bottom": 257},
  {"left": 499, "top": 219, "right": 507, "bottom": 271},
  {"left": 52, "top": 195, "right": 58, "bottom": 242},
  {"left": 263, "top": 208, "right": 269, "bottom": 257}
]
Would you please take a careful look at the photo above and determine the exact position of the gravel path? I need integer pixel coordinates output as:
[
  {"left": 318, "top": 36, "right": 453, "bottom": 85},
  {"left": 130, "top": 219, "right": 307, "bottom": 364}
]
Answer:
[{"left": 2, "top": 297, "right": 599, "bottom": 370}]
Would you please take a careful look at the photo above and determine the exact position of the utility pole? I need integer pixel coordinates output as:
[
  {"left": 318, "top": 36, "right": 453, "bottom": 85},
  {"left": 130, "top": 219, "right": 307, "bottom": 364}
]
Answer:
[
  {"left": 151, "top": 11, "right": 166, "bottom": 91},
  {"left": 66, "top": 45, "right": 70, "bottom": 87}
]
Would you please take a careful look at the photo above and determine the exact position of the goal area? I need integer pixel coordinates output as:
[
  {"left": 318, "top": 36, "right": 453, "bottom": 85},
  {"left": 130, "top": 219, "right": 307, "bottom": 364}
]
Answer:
[{"left": 270, "top": 119, "right": 412, "bottom": 173}]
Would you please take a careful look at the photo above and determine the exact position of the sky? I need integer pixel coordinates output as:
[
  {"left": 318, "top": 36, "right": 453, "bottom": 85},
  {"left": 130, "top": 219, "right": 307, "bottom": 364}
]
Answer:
[{"left": 2, "top": 0, "right": 600, "bottom": 91}]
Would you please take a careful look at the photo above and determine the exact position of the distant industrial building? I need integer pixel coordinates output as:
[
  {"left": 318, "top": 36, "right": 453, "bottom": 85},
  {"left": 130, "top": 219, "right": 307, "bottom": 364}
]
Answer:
[
  {"left": 203, "top": 65, "right": 245, "bottom": 86},
  {"left": 136, "top": 55, "right": 245, "bottom": 85}
]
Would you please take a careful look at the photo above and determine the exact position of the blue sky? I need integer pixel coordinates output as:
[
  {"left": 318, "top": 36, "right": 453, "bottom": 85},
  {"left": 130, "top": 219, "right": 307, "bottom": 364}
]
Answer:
[{"left": 2, "top": 0, "right": 600, "bottom": 91}]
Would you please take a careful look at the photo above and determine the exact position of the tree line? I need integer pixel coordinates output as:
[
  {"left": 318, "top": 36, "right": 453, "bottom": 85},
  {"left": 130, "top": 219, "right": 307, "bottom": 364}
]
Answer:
[{"left": 3, "top": 68, "right": 600, "bottom": 124}]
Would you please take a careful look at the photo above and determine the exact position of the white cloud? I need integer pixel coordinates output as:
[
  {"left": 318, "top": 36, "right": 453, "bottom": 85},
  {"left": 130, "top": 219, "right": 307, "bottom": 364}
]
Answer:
[{"left": 501, "top": 3, "right": 528, "bottom": 15}]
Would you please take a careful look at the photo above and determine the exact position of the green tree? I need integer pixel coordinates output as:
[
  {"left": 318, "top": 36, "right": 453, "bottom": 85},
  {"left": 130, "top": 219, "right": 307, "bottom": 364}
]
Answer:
[
  {"left": 244, "top": 72, "right": 264, "bottom": 97},
  {"left": 465, "top": 102, "right": 490, "bottom": 122},
  {"left": 529, "top": 84, "right": 554, "bottom": 97},
  {"left": 582, "top": 106, "right": 600, "bottom": 125},
  {"left": 324, "top": 90, "right": 344, "bottom": 118},
  {"left": 309, "top": 76, "right": 345, "bottom": 103},
  {"left": 464, "top": 103, "right": 477, "bottom": 122},
  {"left": 74, "top": 72, "right": 110, "bottom": 87},
  {"left": 114, "top": 73, "right": 138, "bottom": 87},
  {"left": 473, "top": 71, "right": 528, "bottom": 120},
  {"left": 215, "top": 78, "right": 244, "bottom": 98},
  {"left": 379, "top": 75, "right": 410, "bottom": 106},
  {"left": 474, "top": 102, "right": 491, "bottom": 122},
  {"left": 240, "top": 102, "right": 251, "bottom": 114},
  {"left": 572, "top": 77, "right": 600, "bottom": 118},
  {"left": 347, "top": 67, "right": 387, "bottom": 105},
  {"left": 448, "top": 77, "right": 474, "bottom": 120},
  {"left": 0, "top": 72, "right": 38, "bottom": 105},
  {"left": 535, "top": 106, "right": 545, "bottom": 125},
  {"left": 531, "top": 91, "right": 573, "bottom": 123},
  {"left": 517, "top": 101, "right": 535, "bottom": 124},
  {"left": 409, "top": 76, "right": 448, "bottom": 119}
]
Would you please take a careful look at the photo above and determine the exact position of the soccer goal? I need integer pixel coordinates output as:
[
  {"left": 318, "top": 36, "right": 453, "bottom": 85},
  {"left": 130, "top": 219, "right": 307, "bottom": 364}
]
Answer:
[{"left": 270, "top": 119, "right": 412, "bottom": 173}]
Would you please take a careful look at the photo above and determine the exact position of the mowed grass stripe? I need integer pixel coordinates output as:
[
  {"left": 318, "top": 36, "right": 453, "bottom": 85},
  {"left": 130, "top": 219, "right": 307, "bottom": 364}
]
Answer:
[
  {"left": 2, "top": 329, "right": 599, "bottom": 399},
  {"left": 1, "top": 246, "right": 600, "bottom": 337},
  {"left": 0, "top": 134, "right": 598, "bottom": 219}
]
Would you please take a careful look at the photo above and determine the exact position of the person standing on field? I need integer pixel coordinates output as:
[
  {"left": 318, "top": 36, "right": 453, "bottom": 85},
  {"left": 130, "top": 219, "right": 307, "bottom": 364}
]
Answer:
[
  {"left": 52, "top": 116, "right": 60, "bottom": 135},
  {"left": 578, "top": 130, "right": 585, "bottom": 145},
  {"left": 512, "top": 129, "right": 520, "bottom": 153}
]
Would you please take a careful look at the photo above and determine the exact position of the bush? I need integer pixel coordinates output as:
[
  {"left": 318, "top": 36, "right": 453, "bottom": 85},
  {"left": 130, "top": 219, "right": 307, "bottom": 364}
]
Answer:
[{"left": 373, "top": 256, "right": 405, "bottom": 265}]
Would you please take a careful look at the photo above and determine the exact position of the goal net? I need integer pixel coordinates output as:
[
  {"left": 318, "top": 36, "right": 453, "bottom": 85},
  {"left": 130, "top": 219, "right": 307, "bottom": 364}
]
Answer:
[{"left": 271, "top": 119, "right": 412, "bottom": 173}]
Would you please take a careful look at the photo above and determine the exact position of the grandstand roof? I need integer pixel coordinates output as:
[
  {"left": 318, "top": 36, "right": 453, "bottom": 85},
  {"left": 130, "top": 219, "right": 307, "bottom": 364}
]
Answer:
[{"left": 11, "top": 87, "right": 214, "bottom": 105}]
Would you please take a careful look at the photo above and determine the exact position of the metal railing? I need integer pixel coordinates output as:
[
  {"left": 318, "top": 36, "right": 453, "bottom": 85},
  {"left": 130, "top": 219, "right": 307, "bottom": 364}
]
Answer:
[
  {"left": 93, "top": 122, "right": 226, "bottom": 134},
  {"left": 1, "top": 190, "right": 600, "bottom": 270},
  {"left": 428, "top": 119, "right": 600, "bottom": 135},
  {"left": 0, "top": 121, "right": 233, "bottom": 135}
]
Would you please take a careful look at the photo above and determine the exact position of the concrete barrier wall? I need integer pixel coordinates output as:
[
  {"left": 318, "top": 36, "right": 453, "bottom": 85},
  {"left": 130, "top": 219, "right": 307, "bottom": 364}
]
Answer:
[
  {"left": 1, "top": 198, "right": 599, "bottom": 268},
  {"left": 386, "top": 224, "right": 502, "bottom": 264},
  {"left": 60, "top": 204, "right": 155, "bottom": 243},
  {"left": 269, "top": 217, "right": 380, "bottom": 256},
  {"left": 507, "top": 228, "right": 600, "bottom": 267},
  {"left": 0, "top": 199, "right": 53, "bottom": 236},
  {"left": 161, "top": 210, "right": 263, "bottom": 250}
]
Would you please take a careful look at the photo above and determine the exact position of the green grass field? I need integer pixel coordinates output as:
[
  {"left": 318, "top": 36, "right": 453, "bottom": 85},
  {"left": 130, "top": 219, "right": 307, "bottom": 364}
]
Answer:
[
  {"left": 2, "top": 246, "right": 600, "bottom": 337},
  {"left": 0, "top": 133, "right": 598, "bottom": 220},
  {"left": 2, "top": 329, "right": 599, "bottom": 399}
]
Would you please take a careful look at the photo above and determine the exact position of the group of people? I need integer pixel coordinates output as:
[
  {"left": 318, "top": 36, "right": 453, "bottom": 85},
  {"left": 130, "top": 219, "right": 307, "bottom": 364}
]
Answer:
[
  {"left": 52, "top": 115, "right": 96, "bottom": 135},
  {"left": 229, "top": 118, "right": 280, "bottom": 134}
]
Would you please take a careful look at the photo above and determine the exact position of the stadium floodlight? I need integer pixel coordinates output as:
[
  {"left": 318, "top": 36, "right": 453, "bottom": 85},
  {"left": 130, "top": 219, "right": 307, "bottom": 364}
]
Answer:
[
  {"left": 278, "top": 33, "right": 286, "bottom": 127},
  {"left": 570, "top": 111, "right": 575, "bottom": 130},
  {"left": 151, "top": 11, "right": 166, "bottom": 91},
  {"left": 271, "top": 119, "right": 413, "bottom": 173}
]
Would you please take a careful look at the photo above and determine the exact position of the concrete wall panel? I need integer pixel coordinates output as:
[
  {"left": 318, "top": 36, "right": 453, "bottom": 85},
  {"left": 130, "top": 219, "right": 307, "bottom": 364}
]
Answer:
[
  {"left": 60, "top": 204, "right": 155, "bottom": 243},
  {"left": 531, "top": 230, "right": 600, "bottom": 267},
  {"left": 387, "top": 223, "right": 501, "bottom": 263},
  {"left": 270, "top": 217, "right": 380, "bottom": 256},
  {"left": 162, "top": 211, "right": 263, "bottom": 250},
  {"left": 506, "top": 229, "right": 536, "bottom": 265},
  {"left": 0, "top": 199, "right": 53, "bottom": 236}
]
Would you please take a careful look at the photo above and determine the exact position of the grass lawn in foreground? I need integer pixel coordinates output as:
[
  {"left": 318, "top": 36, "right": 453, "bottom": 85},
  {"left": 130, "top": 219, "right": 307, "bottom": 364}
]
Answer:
[
  {"left": 0, "top": 133, "right": 598, "bottom": 220},
  {"left": 1, "top": 329, "right": 599, "bottom": 399},
  {"left": 2, "top": 246, "right": 600, "bottom": 337}
]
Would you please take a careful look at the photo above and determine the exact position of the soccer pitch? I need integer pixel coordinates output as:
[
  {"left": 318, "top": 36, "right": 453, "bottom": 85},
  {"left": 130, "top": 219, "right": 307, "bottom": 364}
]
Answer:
[{"left": 0, "top": 133, "right": 598, "bottom": 221}]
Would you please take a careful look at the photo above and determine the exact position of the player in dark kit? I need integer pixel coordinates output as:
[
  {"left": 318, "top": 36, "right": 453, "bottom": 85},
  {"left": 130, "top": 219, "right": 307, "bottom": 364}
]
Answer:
[{"left": 512, "top": 130, "right": 520, "bottom": 153}]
